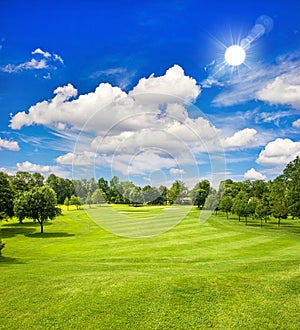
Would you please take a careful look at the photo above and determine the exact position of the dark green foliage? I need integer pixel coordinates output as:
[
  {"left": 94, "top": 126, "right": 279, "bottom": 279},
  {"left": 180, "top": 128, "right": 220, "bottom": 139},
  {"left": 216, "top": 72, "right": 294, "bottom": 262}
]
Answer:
[
  {"left": 269, "top": 175, "right": 288, "bottom": 226},
  {"left": 46, "top": 174, "right": 75, "bottom": 204},
  {"left": 219, "top": 195, "right": 233, "bottom": 219},
  {"left": 0, "top": 238, "right": 5, "bottom": 256},
  {"left": 0, "top": 172, "right": 14, "bottom": 220},
  {"left": 190, "top": 180, "right": 210, "bottom": 208},
  {"left": 232, "top": 191, "right": 249, "bottom": 221},
  {"left": 284, "top": 156, "right": 300, "bottom": 218},
  {"left": 14, "top": 186, "right": 60, "bottom": 233}
]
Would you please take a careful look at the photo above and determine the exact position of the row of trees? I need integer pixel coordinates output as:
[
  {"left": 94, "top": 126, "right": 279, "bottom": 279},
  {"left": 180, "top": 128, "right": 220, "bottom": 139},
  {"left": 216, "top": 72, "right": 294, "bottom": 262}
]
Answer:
[
  {"left": 0, "top": 156, "right": 300, "bottom": 232},
  {"left": 218, "top": 157, "right": 300, "bottom": 225}
]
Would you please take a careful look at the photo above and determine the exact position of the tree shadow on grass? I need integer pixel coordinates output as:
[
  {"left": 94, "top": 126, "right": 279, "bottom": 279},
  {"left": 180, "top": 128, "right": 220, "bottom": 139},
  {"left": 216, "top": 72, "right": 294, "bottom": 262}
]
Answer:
[
  {"left": 25, "top": 232, "right": 75, "bottom": 238},
  {"left": 0, "top": 256, "right": 24, "bottom": 265},
  {"left": 0, "top": 226, "right": 36, "bottom": 238}
]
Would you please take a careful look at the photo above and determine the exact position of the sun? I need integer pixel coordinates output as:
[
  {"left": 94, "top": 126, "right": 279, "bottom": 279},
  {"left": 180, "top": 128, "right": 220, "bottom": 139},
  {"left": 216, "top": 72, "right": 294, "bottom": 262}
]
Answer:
[{"left": 224, "top": 45, "right": 246, "bottom": 66}]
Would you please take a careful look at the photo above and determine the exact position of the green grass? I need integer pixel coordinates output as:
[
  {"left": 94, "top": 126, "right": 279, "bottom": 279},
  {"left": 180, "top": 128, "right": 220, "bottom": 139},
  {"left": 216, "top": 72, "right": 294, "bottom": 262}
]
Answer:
[{"left": 1, "top": 205, "right": 300, "bottom": 329}]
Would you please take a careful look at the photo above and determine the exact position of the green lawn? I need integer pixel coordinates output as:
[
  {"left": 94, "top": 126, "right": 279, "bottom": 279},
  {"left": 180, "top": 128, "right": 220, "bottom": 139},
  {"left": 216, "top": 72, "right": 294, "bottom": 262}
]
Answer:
[{"left": 1, "top": 205, "right": 300, "bottom": 329}]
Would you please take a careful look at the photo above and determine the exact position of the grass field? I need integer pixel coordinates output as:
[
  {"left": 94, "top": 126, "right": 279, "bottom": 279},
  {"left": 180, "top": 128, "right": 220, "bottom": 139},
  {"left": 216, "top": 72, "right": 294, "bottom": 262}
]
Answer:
[{"left": 1, "top": 205, "right": 300, "bottom": 329}]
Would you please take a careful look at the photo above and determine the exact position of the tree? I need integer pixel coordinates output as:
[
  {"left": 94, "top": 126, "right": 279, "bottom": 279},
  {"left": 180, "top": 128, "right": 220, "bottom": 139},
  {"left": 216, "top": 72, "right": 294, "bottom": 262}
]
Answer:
[
  {"left": 64, "top": 196, "right": 70, "bottom": 211},
  {"left": 0, "top": 172, "right": 14, "bottom": 220},
  {"left": 85, "top": 192, "right": 92, "bottom": 208},
  {"left": 255, "top": 194, "right": 271, "bottom": 227},
  {"left": 219, "top": 195, "right": 233, "bottom": 219},
  {"left": 232, "top": 191, "right": 249, "bottom": 221},
  {"left": 283, "top": 156, "right": 300, "bottom": 218},
  {"left": 98, "top": 177, "right": 109, "bottom": 200},
  {"left": 46, "top": 174, "right": 75, "bottom": 204},
  {"left": 92, "top": 189, "right": 106, "bottom": 205},
  {"left": 190, "top": 180, "right": 210, "bottom": 208},
  {"left": 70, "top": 195, "right": 81, "bottom": 209},
  {"left": 14, "top": 186, "right": 60, "bottom": 233},
  {"left": 246, "top": 198, "right": 258, "bottom": 225},
  {"left": 269, "top": 176, "right": 288, "bottom": 226},
  {"left": 143, "top": 186, "right": 160, "bottom": 205},
  {"left": 129, "top": 187, "right": 144, "bottom": 206},
  {"left": 11, "top": 171, "right": 34, "bottom": 193},
  {"left": 168, "top": 180, "right": 189, "bottom": 205},
  {"left": 203, "top": 192, "right": 219, "bottom": 211}
]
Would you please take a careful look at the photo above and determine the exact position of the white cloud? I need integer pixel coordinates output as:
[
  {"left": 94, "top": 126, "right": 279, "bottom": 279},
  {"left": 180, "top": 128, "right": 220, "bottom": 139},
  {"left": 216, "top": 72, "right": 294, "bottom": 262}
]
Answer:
[
  {"left": 53, "top": 53, "right": 64, "bottom": 64},
  {"left": 293, "top": 119, "right": 300, "bottom": 128},
  {"left": 1, "top": 59, "right": 48, "bottom": 73},
  {"left": 129, "top": 65, "right": 200, "bottom": 104},
  {"left": 0, "top": 137, "right": 20, "bottom": 151},
  {"left": 257, "top": 74, "right": 300, "bottom": 109},
  {"left": 16, "top": 161, "right": 51, "bottom": 173},
  {"left": 32, "top": 48, "right": 51, "bottom": 58},
  {"left": 222, "top": 128, "right": 258, "bottom": 149},
  {"left": 212, "top": 51, "right": 300, "bottom": 107},
  {"left": 244, "top": 168, "right": 266, "bottom": 180},
  {"left": 1, "top": 48, "right": 64, "bottom": 73},
  {"left": 9, "top": 65, "right": 237, "bottom": 178},
  {"left": 257, "top": 138, "right": 300, "bottom": 166},
  {"left": 169, "top": 168, "right": 185, "bottom": 175},
  {"left": 16, "top": 161, "right": 70, "bottom": 177},
  {"left": 55, "top": 151, "right": 96, "bottom": 166}
]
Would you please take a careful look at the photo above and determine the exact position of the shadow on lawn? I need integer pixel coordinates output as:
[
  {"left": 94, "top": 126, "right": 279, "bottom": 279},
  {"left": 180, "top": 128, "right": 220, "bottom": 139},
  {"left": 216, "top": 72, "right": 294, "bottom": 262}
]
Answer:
[
  {"left": 0, "top": 225, "right": 36, "bottom": 238},
  {"left": 25, "top": 232, "right": 75, "bottom": 238},
  {"left": 0, "top": 256, "right": 24, "bottom": 265}
]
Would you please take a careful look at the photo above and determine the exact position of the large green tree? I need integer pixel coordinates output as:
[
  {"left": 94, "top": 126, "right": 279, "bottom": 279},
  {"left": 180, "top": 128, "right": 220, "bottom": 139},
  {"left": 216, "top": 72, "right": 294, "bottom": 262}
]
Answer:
[
  {"left": 92, "top": 189, "right": 106, "bottom": 205},
  {"left": 190, "top": 180, "right": 211, "bottom": 209},
  {"left": 219, "top": 195, "right": 233, "bottom": 219},
  {"left": 14, "top": 186, "right": 60, "bottom": 233},
  {"left": 232, "top": 191, "right": 249, "bottom": 221},
  {"left": 269, "top": 175, "right": 288, "bottom": 226},
  {"left": 46, "top": 174, "right": 75, "bottom": 204},
  {"left": 168, "top": 180, "right": 189, "bottom": 205},
  {"left": 283, "top": 156, "right": 300, "bottom": 218},
  {"left": 0, "top": 172, "right": 14, "bottom": 220}
]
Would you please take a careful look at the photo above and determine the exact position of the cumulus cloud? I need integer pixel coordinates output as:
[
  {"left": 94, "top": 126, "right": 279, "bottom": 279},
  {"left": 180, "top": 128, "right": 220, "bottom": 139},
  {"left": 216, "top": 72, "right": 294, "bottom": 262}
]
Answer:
[
  {"left": 257, "top": 74, "right": 300, "bottom": 109},
  {"left": 55, "top": 151, "right": 96, "bottom": 166},
  {"left": 129, "top": 65, "right": 200, "bottom": 104},
  {"left": 222, "top": 128, "right": 258, "bottom": 149},
  {"left": 244, "top": 168, "right": 266, "bottom": 180},
  {"left": 1, "top": 48, "right": 64, "bottom": 73},
  {"left": 0, "top": 137, "right": 20, "bottom": 151},
  {"left": 16, "top": 161, "right": 51, "bottom": 173},
  {"left": 257, "top": 138, "right": 300, "bottom": 166},
  {"left": 169, "top": 168, "right": 185, "bottom": 175},
  {"left": 9, "top": 65, "right": 235, "bottom": 177}
]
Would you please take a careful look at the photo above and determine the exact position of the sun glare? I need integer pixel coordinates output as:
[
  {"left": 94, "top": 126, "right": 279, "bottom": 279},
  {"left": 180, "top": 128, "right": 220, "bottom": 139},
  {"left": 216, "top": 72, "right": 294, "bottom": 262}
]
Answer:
[{"left": 224, "top": 45, "right": 246, "bottom": 66}]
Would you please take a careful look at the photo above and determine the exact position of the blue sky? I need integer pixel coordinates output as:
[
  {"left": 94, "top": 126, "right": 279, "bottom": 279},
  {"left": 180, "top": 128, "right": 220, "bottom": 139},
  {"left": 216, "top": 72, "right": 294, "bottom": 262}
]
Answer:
[{"left": 1, "top": 0, "right": 300, "bottom": 187}]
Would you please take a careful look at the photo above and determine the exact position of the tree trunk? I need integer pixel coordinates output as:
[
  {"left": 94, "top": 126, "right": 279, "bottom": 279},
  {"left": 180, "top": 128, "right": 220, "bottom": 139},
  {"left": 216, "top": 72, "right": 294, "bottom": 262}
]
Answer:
[
  {"left": 40, "top": 221, "right": 44, "bottom": 233},
  {"left": 238, "top": 215, "right": 240, "bottom": 221},
  {"left": 245, "top": 216, "right": 248, "bottom": 225},
  {"left": 226, "top": 212, "right": 228, "bottom": 220},
  {"left": 260, "top": 218, "right": 263, "bottom": 227},
  {"left": 278, "top": 217, "right": 281, "bottom": 227}
]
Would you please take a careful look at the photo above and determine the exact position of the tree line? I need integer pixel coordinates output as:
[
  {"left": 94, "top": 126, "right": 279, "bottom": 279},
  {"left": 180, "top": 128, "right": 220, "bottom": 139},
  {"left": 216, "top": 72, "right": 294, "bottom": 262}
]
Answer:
[{"left": 0, "top": 156, "right": 300, "bottom": 236}]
